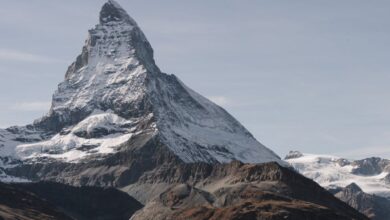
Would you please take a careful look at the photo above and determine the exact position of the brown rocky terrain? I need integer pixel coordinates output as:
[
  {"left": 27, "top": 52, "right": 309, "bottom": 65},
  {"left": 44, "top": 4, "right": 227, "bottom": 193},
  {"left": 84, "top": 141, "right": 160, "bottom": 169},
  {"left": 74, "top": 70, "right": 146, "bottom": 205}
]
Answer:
[{"left": 129, "top": 161, "right": 368, "bottom": 220}]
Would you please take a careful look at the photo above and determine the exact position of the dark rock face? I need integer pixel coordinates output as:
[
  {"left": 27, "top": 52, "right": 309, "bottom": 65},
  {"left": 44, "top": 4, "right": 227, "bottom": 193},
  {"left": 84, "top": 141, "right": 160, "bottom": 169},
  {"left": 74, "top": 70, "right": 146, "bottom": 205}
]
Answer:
[
  {"left": 284, "top": 150, "right": 304, "bottom": 160},
  {"left": 352, "top": 157, "right": 390, "bottom": 175},
  {"left": 344, "top": 183, "right": 363, "bottom": 194},
  {"left": 333, "top": 183, "right": 390, "bottom": 220},
  {"left": 73, "top": 126, "right": 127, "bottom": 139},
  {"left": 384, "top": 173, "right": 390, "bottom": 185},
  {"left": 14, "top": 182, "right": 143, "bottom": 220},
  {"left": 100, "top": 0, "right": 137, "bottom": 25},
  {"left": 0, "top": 182, "right": 72, "bottom": 220},
  {"left": 336, "top": 158, "right": 352, "bottom": 167}
]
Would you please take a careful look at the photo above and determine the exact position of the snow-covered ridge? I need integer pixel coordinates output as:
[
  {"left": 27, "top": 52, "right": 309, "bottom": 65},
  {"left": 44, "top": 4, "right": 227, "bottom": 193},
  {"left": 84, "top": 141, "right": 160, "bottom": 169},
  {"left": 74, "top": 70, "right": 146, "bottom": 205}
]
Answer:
[
  {"left": 285, "top": 151, "right": 390, "bottom": 198},
  {"left": 152, "top": 78, "right": 281, "bottom": 163}
]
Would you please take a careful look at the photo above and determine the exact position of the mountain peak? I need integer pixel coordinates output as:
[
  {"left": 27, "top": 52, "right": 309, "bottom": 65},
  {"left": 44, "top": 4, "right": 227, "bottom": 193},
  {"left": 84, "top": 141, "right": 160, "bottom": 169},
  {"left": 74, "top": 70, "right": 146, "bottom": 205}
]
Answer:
[
  {"left": 284, "top": 150, "right": 303, "bottom": 160},
  {"left": 345, "top": 183, "right": 363, "bottom": 193},
  {"left": 100, "top": 0, "right": 137, "bottom": 26},
  {"left": 0, "top": 0, "right": 282, "bottom": 167}
]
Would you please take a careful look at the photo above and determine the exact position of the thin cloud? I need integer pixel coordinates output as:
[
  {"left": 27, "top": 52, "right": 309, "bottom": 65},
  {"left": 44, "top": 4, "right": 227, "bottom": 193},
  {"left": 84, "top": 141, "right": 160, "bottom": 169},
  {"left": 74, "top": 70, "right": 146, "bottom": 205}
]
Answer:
[
  {"left": 10, "top": 101, "right": 51, "bottom": 112},
  {"left": 0, "top": 49, "right": 66, "bottom": 63},
  {"left": 207, "top": 96, "right": 232, "bottom": 107}
]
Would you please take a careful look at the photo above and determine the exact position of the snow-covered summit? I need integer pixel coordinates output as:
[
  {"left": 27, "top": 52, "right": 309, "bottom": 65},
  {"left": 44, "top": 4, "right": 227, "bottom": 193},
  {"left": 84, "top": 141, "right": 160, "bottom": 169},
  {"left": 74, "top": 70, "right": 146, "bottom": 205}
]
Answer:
[
  {"left": 285, "top": 152, "right": 390, "bottom": 198},
  {"left": 35, "top": 0, "right": 157, "bottom": 131},
  {"left": 0, "top": 1, "right": 282, "bottom": 168}
]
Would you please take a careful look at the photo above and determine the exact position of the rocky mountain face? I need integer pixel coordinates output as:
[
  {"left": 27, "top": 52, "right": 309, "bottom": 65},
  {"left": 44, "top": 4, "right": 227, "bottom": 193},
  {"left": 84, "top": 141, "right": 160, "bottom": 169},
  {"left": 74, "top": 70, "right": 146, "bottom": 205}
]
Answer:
[
  {"left": 352, "top": 157, "right": 390, "bottom": 176},
  {"left": 330, "top": 183, "right": 390, "bottom": 220},
  {"left": 0, "top": 1, "right": 372, "bottom": 219}
]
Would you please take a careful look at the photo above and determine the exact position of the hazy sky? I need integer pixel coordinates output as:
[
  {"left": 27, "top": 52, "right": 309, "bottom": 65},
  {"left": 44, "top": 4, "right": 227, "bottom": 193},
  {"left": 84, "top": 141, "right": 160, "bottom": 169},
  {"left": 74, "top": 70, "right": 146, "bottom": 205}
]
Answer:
[{"left": 1, "top": 0, "right": 390, "bottom": 159}]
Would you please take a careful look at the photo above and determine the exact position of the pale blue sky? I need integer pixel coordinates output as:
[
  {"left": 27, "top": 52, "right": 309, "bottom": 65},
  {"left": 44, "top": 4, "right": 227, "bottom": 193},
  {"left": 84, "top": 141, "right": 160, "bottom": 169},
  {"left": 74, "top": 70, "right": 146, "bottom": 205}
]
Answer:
[{"left": 1, "top": 0, "right": 390, "bottom": 159}]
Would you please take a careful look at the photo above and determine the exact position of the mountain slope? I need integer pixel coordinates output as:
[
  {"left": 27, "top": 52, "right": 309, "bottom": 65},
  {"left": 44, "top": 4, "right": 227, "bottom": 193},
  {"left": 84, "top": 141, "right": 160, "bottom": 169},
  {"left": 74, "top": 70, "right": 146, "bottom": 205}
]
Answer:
[
  {"left": 0, "top": 0, "right": 281, "bottom": 176},
  {"left": 129, "top": 161, "right": 368, "bottom": 220},
  {"left": 0, "top": 182, "right": 71, "bottom": 220},
  {"left": 330, "top": 183, "right": 390, "bottom": 220},
  {"left": 14, "top": 182, "right": 143, "bottom": 220},
  {"left": 0, "top": 182, "right": 143, "bottom": 220}
]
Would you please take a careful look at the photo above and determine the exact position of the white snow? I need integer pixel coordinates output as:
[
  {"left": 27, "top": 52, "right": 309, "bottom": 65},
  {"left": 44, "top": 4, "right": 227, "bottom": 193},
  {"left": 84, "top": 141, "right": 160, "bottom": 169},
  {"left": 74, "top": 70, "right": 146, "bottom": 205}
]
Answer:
[
  {"left": 286, "top": 153, "right": 390, "bottom": 197},
  {"left": 0, "top": 112, "right": 139, "bottom": 164},
  {"left": 16, "top": 112, "right": 136, "bottom": 163},
  {"left": 72, "top": 110, "right": 133, "bottom": 135},
  {"left": 151, "top": 77, "right": 283, "bottom": 164},
  {"left": 16, "top": 133, "right": 133, "bottom": 162},
  {"left": 51, "top": 18, "right": 146, "bottom": 114}
]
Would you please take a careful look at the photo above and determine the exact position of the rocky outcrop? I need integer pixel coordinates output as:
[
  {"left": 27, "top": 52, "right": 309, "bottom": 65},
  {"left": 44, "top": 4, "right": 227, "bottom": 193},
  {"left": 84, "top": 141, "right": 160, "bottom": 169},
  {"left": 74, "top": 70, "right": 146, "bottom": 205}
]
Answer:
[
  {"left": 284, "top": 150, "right": 304, "bottom": 160},
  {"left": 351, "top": 157, "right": 390, "bottom": 175},
  {"left": 332, "top": 183, "right": 390, "bottom": 220},
  {"left": 129, "top": 162, "right": 368, "bottom": 220}
]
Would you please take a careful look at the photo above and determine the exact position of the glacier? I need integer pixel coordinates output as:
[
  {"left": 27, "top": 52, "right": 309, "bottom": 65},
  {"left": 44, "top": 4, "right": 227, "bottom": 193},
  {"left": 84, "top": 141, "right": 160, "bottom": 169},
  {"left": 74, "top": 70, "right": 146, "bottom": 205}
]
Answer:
[{"left": 286, "top": 151, "right": 390, "bottom": 198}]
